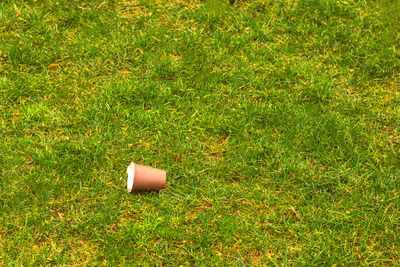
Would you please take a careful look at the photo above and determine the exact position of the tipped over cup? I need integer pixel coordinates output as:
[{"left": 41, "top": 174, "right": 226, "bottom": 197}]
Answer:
[{"left": 126, "top": 162, "right": 166, "bottom": 192}]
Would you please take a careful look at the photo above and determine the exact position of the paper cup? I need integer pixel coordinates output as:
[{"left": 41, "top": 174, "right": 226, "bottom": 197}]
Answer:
[{"left": 127, "top": 162, "right": 166, "bottom": 192}]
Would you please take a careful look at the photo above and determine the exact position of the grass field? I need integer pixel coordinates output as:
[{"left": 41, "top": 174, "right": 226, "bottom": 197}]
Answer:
[{"left": 1, "top": 0, "right": 399, "bottom": 265}]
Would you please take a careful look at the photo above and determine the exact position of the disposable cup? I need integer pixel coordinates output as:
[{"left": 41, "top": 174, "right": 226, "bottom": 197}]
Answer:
[{"left": 127, "top": 162, "right": 166, "bottom": 192}]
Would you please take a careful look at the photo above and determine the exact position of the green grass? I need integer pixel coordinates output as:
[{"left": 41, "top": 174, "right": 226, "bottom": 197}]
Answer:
[{"left": 0, "top": 0, "right": 399, "bottom": 264}]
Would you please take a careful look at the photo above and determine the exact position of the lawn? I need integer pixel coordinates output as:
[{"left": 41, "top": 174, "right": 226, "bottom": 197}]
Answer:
[{"left": 0, "top": 0, "right": 399, "bottom": 265}]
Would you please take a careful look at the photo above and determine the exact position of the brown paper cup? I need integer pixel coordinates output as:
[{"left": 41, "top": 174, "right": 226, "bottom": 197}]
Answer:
[{"left": 127, "top": 162, "right": 166, "bottom": 192}]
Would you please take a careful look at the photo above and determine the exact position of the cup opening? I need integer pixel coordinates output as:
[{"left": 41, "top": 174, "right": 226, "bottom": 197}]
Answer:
[{"left": 126, "top": 162, "right": 135, "bottom": 192}]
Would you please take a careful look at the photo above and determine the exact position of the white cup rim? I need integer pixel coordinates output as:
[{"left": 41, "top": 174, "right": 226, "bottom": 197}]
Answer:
[{"left": 126, "top": 162, "right": 135, "bottom": 192}]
